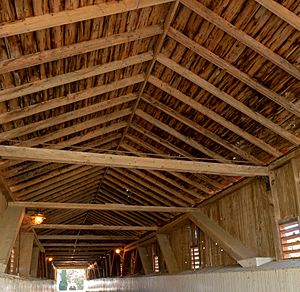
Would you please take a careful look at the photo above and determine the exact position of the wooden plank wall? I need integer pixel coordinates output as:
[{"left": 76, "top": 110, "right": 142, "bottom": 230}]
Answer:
[
  {"left": 271, "top": 159, "right": 300, "bottom": 219},
  {"left": 139, "top": 157, "right": 300, "bottom": 271},
  {"left": 200, "top": 179, "right": 276, "bottom": 267}
]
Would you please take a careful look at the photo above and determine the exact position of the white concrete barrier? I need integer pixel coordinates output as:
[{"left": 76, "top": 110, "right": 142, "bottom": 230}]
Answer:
[
  {"left": 85, "top": 261, "right": 300, "bottom": 292},
  {"left": 0, "top": 273, "right": 56, "bottom": 292}
]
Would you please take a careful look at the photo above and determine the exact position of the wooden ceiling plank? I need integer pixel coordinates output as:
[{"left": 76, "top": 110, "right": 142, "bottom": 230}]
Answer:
[
  {"left": 15, "top": 167, "right": 100, "bottom": 196},
  {"left": 11, "top": 164, "right": 83, "bottom": 192},
  {"left": 0, "top": 53, "right": 150, "bottom": 103},
  {"left": 0, "top": 94, "right": 136, "bottom": 141},
  {"left": 130, "top": 124, "right": 225, "bottom": 189},
  {"left": 116, "top": 167, "right": 194, "bottom": 205},
  {"left": 254, "top": 0, "right": 300, "bottom": 31},
  {"left": 121, "top": 141, "right": 208, "bottom": 198},
  {"left": 157, "top": 54, "right": 300, "bottom": 145},
  {"left": 102, "top": 178, "right": 163, "bottom": 206},
  {"left": 168, "top": 28, "right": 300, "bottom": 118},
  {"left": 15, "top": 166, "right": 101, "bottom": 197},
  {"left": 19, "top": 169, "right": 103, "bottom": 201},
  {"left": 0, "top": 0, "right": 173, "bottom": 37},
  {"left": 112, "top": 168, "right": 188, "bottom": 206},
  {"left": 141, "top": 95, "right": 263, "bottom": 165},
  {"left": 135, "top": 109, "right": 231, "bottom": 163},
  {"left": 180, "top": 0, "right": 300, "bottom": 80},
  {"left": 149, "top": 75, "right": 282, "bottom": 157},
  {"left": 104, "top": 173, "right": 173, "bottom": 207},
  {"left": 0, "top": 75, "right": 143, "bottom": 124},
  {"left": 0, "top": 25, "right": 163, "bottom": 74},
  {"left": 117, "top": 0, "right": 180, "bottom": 146}
]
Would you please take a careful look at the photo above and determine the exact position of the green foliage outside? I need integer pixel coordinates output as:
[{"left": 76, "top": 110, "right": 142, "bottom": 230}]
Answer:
[{"left": 58, "top": 269, "right": 85, "bottom": 291}]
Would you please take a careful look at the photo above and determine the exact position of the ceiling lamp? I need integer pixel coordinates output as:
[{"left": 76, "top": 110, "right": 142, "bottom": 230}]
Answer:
[{"left": 31, "top": 210, "right": 46, "bottom": 225}]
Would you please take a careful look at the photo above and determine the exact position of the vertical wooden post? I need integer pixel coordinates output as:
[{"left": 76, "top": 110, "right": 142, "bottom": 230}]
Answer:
[
  {"left": 269, "top": 171, "right": 284, "bottom": 260},
  {"left": 0, "top": 206, "right": 24, "bottom": 272},
  {"left": 291, "top": 158, "right": 300, "bottom": 214},
  {"left": 156, "top": 234, "right": 179, "bottom": 273},
  {"left": 19, "top": 232, "right": 35, "bottom": 277},
  {"left": 137, "top": 247, "right": 152, "bottom": 275},
  {"left": 30, "top": 246, "right": 40, "bottom": 277}
]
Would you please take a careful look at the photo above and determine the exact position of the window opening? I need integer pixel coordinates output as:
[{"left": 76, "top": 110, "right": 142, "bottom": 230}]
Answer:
[{"left": 279, "top": 219, "right": 300, "bottom": 259}]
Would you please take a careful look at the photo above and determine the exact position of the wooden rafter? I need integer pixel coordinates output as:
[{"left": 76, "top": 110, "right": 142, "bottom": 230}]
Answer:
[
  {"left": 141, "top": 95, "right": 263, "bottom": 165},
  {"left": 0, "top": 0, "right": 173, "bottom": 37},
  {"left": 148, "top": 75, "right": 282, "bottom": 157},
  {"left": 254, "top": 0, "right": 300, "bottom": 31},
  {"left": 0, "top": 25, "right": 163, "bottom": 74},
  {"left": 167, "top": 28, "right": 300, "bottom": 118},
  {"left": 0, "top": 53, "right": 150, "bottom": 103},
  {"left": 0, "top": 75, "right": 143, "bottom": 124},
  {"left": 157, "top": 54, "right": 300, "bottom": 145},
  {"left": 180, "top": 0, "right": 300, "bottom": 80}
]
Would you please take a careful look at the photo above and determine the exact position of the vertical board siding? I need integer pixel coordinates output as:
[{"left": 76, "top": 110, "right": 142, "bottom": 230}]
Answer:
[
  {"left": 0, "top": 274, "right": 55, "bottom": 292},
  {"left": 200, "top": 179, "right": 275, "bottom": 267},
  {"left": 273, "top": 163, "right": 299, "bottom": 219}
]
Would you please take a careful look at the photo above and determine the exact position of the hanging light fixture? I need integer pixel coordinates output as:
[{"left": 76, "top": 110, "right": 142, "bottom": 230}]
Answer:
[{"left": 31, "top": 210, "right": 46, "bottom": 225}]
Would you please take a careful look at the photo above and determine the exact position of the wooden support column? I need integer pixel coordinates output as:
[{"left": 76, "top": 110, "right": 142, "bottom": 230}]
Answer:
[
  {"left": 137, "top": 247, "right": 152, "bottom": 275},
  {"left": 188, "top": 211, "right": 273, "bottom": 267},
  {"left": 156, "top": 234, "right": 179, "bottom": 273},
  {"left": 0, "top": 206, "right": 24, "bottom": 272},
  {"left": 30, "top": 246, "right": 40, "bottom": 278},
  {"left": 19, "top": 232, "right": 35, "bottom": 277},
  {"left": 269, "top": 171, "right": 283, "bottom": 260},
  {"left": 291, "top": 158, "right": 300, "bottom": 214}
]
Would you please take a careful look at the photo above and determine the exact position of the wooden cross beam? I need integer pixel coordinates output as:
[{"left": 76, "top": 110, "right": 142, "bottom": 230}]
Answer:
[
  {"left": 0, "top": 146, "right": 268, "bottom": 176},
  {"left": 32, "top": 224, "right": 158, "bottom": 231}
]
